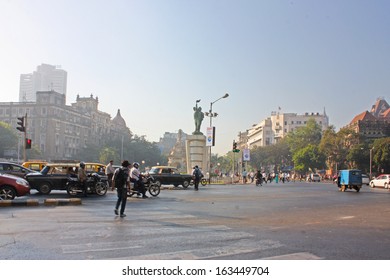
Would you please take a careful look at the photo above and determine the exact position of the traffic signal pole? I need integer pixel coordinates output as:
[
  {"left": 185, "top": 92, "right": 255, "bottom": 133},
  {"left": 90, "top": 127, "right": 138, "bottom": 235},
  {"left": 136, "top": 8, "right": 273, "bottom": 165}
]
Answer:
[
  {"left": 16, "top": 113, "right": 27, "bottom": 162},
  {"left": 23, "top": 113, "right": 27, "bottom": 162}
]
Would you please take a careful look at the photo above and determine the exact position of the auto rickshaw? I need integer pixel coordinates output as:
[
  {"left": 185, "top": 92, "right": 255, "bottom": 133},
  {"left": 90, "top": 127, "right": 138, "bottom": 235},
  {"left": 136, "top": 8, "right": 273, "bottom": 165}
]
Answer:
[{"left": 337, "top": 169, "right": 363, "bottom": 192}]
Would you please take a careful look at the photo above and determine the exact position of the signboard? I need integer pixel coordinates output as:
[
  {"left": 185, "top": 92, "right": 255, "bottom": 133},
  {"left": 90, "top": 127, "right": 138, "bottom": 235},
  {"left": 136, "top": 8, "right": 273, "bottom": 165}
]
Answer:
[
  {"left": 206, "top": 127, "right": 215, "bottom": 147},
  {"left": 243, "top": 148, "right": 250, "bottom": 161}
]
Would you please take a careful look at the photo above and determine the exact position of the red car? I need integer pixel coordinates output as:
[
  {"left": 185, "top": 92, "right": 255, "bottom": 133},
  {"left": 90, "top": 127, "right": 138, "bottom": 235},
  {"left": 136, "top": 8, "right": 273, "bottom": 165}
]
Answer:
[{"left": 0, "top": 173, "right": 31, "bottom": 200}]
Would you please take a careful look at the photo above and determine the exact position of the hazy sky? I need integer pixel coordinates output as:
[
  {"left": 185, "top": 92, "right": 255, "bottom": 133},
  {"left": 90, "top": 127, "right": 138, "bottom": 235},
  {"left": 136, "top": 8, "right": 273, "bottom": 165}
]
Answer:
[{"left": 1, "top": 0, "right": 389, "bottom": 155}]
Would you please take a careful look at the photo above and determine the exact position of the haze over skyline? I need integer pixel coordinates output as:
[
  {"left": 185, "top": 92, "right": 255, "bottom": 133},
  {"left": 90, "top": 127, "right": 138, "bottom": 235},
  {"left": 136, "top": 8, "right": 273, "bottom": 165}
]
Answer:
[{"left": 1, "top": 0, "right": 389, "bottom": 155}]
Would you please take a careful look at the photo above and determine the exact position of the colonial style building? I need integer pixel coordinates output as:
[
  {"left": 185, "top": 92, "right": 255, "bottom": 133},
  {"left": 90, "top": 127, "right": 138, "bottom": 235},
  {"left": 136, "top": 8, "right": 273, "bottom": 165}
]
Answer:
[
  {"left": 0, "top": 91, "right": 131, "bottom": 160},
  {"left": 347, "top": 98, "right": 390, "bottom": 138}
]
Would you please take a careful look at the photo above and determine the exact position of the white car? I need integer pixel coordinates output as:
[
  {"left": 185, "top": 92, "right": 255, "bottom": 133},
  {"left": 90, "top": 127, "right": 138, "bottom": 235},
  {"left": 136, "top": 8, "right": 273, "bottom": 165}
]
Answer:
[
  {"left": 362, "top": 174, "right": 370, "bottom": 185},
  {"left": 370, "top": 174, "right": 390, "bottom": 189}
]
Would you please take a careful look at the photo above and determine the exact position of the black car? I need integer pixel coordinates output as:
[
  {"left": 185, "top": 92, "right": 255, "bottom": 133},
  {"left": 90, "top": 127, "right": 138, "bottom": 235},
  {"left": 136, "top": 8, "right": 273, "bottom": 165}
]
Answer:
[
  {"left": 25, "top": 163, "right": 78, "bottom": 194},
  {"left": 148, "top": 166, "right": 193, "bottom": 188},
  {"left": 26, "top": 163, "right": 109, "bottom": 195},
  {"left": 0, "top": 162, "right": 36, "bottom": 179}
]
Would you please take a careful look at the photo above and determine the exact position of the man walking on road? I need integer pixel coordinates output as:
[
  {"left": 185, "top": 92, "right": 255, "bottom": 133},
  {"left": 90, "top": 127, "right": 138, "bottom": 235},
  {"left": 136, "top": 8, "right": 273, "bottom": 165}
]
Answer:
[
  {"left": 113, "top": 160, "right": 130, "bottom": 218},
  {"left": 192, "top": 165, "right": 202, "bottom": 191},
  {"left": 105, "top": 160, "right": 115, "bottom": 190}
]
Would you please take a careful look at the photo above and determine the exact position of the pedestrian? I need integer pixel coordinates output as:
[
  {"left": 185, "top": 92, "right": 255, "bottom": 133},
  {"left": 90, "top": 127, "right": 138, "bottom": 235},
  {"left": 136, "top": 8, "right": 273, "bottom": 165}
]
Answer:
[
  {"left": 113, "top": 160, "right": 130, "bottom": 218},
  {"left": 105, "top": 160, "right": 115, "bottom": 191},
  {"left": 78, "top": 161, "right": 88, "bottom": 197},
  {"left": 242, "top": 169, "right": 248, "bottom": 184},
  {"left": 192, "top": 165, "right": 202, "bottom": 191},
  {"left": 249, "top": 170, "right": 254, "bottom": 183},
  {"left": 255, "top": 170, "right": 263, "bottom": 186}
]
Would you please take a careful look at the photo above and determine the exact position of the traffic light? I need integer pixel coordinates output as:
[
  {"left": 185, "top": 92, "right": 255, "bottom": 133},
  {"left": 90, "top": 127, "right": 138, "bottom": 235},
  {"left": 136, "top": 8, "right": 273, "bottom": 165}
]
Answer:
[
  {"left": 232, "top": 141, "right": 240, "bottom": 153},
  {"left": 17, "top": 116, "right": 25, "bottom": 132},
  {"left": 26, "top": 138, "right": 32, "bottom": 149}
]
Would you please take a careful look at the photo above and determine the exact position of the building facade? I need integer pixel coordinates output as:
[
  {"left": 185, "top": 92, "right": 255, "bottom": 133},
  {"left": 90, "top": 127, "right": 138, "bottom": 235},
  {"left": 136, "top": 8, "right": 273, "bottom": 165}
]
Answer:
[
  {"left": 19, "top": 64, "right": 67, "bottom": 102},
  {"left": 245, "top": 111, "right": 329, "bottom": 149},
  {"left": 347, "top": 98, "right": 390, "bottom": 139},
  {"left": 0, "top": 91, "right": 131, "bottom": 161}
]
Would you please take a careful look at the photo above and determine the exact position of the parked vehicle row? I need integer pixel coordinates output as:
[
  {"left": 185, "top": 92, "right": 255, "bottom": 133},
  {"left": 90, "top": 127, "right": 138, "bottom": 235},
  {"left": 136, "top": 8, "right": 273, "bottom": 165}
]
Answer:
[{"left": 26, "top": 162, "right": 108, "bottom": 195}]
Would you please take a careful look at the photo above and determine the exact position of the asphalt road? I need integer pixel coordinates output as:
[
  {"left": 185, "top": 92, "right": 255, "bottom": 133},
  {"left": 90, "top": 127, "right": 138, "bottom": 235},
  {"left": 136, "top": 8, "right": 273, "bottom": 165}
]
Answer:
[{"left": 1, "top": 181, "right": 389, "bottom": 260}]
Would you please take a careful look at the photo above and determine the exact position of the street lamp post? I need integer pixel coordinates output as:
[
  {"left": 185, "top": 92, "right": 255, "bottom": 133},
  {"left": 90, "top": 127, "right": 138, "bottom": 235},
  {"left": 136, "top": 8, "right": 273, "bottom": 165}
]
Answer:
[
  {"left": 369, "top": 148, "right": 373, "bottom": 179},
  {"left": 205, "top": 93, "right": 229, "bottom": 183}
]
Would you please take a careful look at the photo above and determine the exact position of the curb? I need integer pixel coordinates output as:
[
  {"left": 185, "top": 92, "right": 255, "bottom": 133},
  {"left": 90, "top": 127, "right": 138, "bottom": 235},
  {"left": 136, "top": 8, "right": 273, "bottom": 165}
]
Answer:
[
  {"left": 44, "top": 198, "right": 82, "bottom": 206},
  {"left": 0, "top": 199, "right": 40, "bottom": 207},
  {"left": 0, "top": 198, "right": 82, "bottom": 207}
]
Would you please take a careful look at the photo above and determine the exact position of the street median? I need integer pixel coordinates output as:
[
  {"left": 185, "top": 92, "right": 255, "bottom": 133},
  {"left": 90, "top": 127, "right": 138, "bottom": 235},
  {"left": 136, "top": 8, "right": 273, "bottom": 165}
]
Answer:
[{"left": 0, "top": 198, "right": 82, "bottom": 207}]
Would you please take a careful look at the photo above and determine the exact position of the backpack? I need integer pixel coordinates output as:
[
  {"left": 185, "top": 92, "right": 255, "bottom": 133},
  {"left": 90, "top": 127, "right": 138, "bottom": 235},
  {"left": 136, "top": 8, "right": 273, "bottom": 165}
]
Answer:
[
  {"left": 114, "top": 168, "right": 126, "bottom": 188},
  {"left": 194, "top": 168, "right": 202, "bottom": 180}
]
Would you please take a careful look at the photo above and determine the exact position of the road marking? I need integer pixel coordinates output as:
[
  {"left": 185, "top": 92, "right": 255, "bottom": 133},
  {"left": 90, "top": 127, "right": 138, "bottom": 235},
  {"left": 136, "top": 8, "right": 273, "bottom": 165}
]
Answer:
[{"left": 262, "top": 252, "right": 322, "bottom": 260}]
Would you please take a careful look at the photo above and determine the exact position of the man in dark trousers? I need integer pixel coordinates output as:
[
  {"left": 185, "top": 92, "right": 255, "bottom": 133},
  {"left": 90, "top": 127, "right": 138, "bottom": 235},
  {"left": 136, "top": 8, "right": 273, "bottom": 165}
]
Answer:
[
  {"left": 192, "top": 165, "right": 202, "bottom": 191},
  {"left": 113, "top": 160, "right": 130, "bottom": 218}
]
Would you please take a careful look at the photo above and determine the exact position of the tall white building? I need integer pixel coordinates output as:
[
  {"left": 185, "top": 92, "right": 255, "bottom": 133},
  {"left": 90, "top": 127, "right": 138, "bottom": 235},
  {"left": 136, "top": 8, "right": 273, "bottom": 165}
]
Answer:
[
  {"left": 19, "top": 64, "right": 67, "bottom": 102},
  {"left": 246, "top": 110, "right": 329, "bottom": 149}
]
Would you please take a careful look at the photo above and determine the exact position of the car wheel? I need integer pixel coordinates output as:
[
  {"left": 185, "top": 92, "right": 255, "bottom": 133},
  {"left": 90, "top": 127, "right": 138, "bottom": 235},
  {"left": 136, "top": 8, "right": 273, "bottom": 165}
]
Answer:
[
  {"left": 38, "top": 183, "right": 52, "bottom": 194},
  {"left": 0, "top": 186, "right": 16, "bottom": 200},
  {"left": 370, "top": 182, "right": 375, "bottom": 188},
  {"left": 384, "top": 183, "right": 388, "bottom": 189},
  {"left": 182, "top": 180, "right": 190, "bottom": 188},
  {"left": 95, "top": 182, "right": 107, "bottom": 196}
]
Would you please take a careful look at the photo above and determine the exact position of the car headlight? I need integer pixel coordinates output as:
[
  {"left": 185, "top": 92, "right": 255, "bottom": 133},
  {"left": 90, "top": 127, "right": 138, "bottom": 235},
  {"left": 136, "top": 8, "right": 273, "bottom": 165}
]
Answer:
[{"left": 16, "top": 178, "right": 30, "bottom": 187}]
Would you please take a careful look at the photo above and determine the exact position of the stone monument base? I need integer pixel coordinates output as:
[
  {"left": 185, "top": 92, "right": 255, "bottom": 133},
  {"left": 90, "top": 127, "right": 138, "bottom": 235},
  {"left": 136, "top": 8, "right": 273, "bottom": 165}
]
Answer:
[{"left": 185, "top": 134, "right": 208, "bottom": 175}]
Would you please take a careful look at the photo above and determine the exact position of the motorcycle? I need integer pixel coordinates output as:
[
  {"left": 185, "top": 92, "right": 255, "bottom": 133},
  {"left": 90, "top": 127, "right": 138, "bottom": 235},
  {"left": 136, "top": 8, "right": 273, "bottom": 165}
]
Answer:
[
  {"left": 66, "top": 173, "right": 108, "bottom": 196},
  {"left": 255, "top": 177, "right": 263, "bottom": 186},
  {"left": 189, "top": 177, "right": 208, "bottom": 187},
  {"left": 128, "top": 173, "right": 160, "bottom": 197}
]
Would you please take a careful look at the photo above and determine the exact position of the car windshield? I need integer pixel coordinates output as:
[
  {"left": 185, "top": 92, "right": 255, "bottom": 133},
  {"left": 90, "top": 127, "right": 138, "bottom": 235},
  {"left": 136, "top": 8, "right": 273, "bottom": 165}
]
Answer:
[
  {"left": 40, "top": 166, "right": 50, "bottom": 175},
  {"left": 149, "top": 168, "right": 160, "bottom": 174}
]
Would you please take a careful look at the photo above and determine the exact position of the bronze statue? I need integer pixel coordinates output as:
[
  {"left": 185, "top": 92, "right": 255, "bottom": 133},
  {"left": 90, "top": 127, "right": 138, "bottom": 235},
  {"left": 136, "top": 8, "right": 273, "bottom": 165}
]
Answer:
[{"left": 193, "top": 100, "right": 204, "bottom": 135}]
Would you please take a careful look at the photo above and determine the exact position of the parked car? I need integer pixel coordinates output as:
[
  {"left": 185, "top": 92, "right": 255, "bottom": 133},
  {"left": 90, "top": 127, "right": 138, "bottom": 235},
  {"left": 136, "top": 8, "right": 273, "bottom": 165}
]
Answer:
[
  {"left": 307, "top": 173, "right": 321, "bottom": 182},
  {"left": 26, "top": 162, "right": 108, "bottom": 195},
  {"left": 0, "top": 173, "right": 30, "bottom": 200},
  {"left": 148, "top": 166, "right": 193, "bottom": 188},
  {"left": 361, "top": 174, "right": 370, "bottom": 185},
  {"left": 370, "top": 174, "right": 390, "bottom": 189},
  {"left": 0, "top": 162, "right": 37, "bottom": 178}
]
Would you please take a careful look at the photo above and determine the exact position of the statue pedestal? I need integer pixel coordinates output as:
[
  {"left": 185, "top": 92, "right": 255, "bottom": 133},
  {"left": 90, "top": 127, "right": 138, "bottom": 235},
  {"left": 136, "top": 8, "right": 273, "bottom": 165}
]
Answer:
[{"left": 185, "top": 135, "right": 208, "bottom": 175}]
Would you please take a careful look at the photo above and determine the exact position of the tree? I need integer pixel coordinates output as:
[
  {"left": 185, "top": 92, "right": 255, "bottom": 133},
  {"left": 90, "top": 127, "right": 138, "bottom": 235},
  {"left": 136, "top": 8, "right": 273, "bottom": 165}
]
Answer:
[
  {"left": 99, "top": 147, "right": 120, "bottom": 165},
  {"left": 0, "top": 121, "right": 18, "bottom": 157},
  {"left": 286, "top": 118, "right": 322, "bottom": 154},
  {"left": 293, "top": 144, "right": 326, "bottom": 173},
  {"left": 372, "top": 138, "right": 390, "bottom": 174}
]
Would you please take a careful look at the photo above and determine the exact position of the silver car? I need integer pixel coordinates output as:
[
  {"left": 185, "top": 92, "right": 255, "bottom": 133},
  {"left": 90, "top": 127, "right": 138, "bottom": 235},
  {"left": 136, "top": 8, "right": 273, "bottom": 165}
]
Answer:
[{"left": 362, "top": 174, "right": 370, "bottom": 185}]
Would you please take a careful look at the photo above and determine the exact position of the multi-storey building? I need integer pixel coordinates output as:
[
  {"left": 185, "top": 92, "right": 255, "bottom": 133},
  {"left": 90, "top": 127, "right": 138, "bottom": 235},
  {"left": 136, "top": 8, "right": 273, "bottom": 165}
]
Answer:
[
  {"left": 0, "top": 91, "right": 131, "bottom": 160},
  {"left": 347, "top": 98, "right": 390, "bottom": 139},
  {"left": 19, "top": 64, "right": 67, "bottom": 102},
  {"left": 245, "top": 110, "right": 329, "bottom": 149}
]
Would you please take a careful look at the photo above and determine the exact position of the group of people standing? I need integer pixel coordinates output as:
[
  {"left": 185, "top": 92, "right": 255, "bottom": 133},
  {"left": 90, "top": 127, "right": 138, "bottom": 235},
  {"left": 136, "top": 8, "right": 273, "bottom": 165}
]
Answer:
[{"left": 105, "top": 160, "right": 148, "bottom": 218}]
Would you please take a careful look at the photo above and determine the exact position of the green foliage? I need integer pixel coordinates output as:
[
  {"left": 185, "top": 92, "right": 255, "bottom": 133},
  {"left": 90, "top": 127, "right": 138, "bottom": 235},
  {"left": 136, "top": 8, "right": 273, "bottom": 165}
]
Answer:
[
  {"left": 99, "top": 147, "right": 120, "bottom": 164},
  {"left": 372, "top": 138, "right": 390, "bottom": 174},
  {"left": 286, "top": 118, "right": 322, "bottom": 154},
  {"left": 292, "top": 144, "right": 326, "bottom": 173},
  {"left": 0, "top": 121, "right": 18, "bottom": 156}
]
